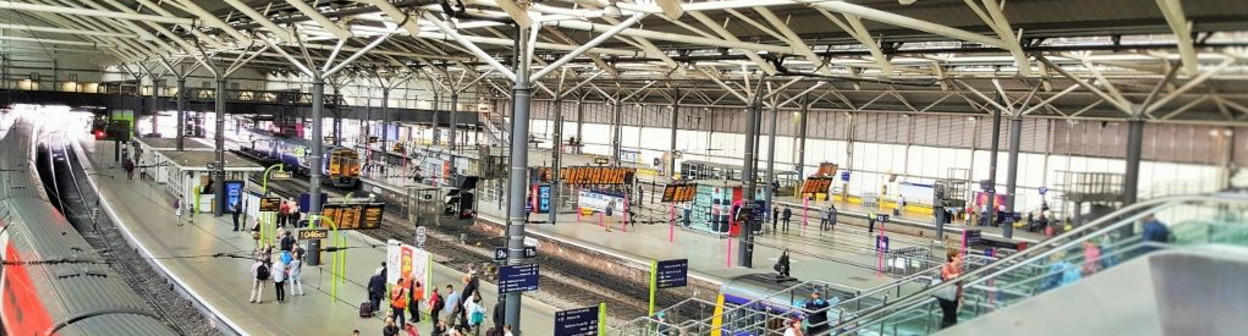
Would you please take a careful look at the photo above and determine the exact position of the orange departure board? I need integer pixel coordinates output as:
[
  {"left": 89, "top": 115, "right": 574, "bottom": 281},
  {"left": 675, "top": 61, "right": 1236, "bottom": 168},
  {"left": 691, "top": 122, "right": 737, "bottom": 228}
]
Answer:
[
  {"left": 661, "top": 184, "right": 698, "bottom": 203},
  {"left": 259, "top": 197, "right": 282, "bottom": 212},
  {"left": 361, "top": 204, "right": 385, "bottom": 229},
  {"left": 815, "top": 163, "right": 839, "bottom": 177},
  {"left": 321, "top": 203, "right": 385, "bottom": 230},
  {"left": 800, "top": 177, "right": 835, "bottom": 194},
  {"left": 560, "top": 166, "right": 635, "bottom": 185}
]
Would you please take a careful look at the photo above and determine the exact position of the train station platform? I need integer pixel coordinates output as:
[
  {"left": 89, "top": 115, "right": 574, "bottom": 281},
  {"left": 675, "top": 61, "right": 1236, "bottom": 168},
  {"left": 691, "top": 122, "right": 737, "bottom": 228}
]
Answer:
[{"left": 79, "top": 139, "right": 558, "bottom": 336}]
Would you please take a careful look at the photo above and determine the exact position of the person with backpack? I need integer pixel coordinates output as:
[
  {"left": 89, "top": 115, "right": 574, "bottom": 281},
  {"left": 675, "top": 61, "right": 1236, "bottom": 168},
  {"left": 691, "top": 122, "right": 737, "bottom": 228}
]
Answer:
[
  {"left": 774, "top": 250, "right": 791, "bottom": 277},
  {"left": 280, "top": 230, "right": 296, "bottom": 253},
  {"left": 273, "top": 257, "right": 288, "bottom": 304},
  {"left": 428, "top": 287, "right": 444, "bottom": 325},
  {"left": 442, "top": 284, "right": 460, "bottom": 325},
  {"left": 122, "top": 157, "right": 135, "bottom": 180},
  {"left": 463, "top": 290, "right": 486, "bottom": 335},
  {"left": 279, "top": 201, "right": 292, "bottom": 228},
  {"left": 390, "top": 276, "right": 410, "bottom": 329},
  {"left": 249, "top": 257, "right": 270, "bottom": 304},
  {"left": 821, "top": 204, "right": 837, "bottom": 232},
  {"left": 492, "top": 298, "right": 505, "bottom": 331}
]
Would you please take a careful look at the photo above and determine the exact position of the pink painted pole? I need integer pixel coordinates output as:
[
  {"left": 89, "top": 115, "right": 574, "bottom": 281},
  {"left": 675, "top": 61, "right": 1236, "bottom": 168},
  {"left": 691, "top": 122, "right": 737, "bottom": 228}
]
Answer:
[
  {"left": 803, "top": 197, "right": 809, "bottom": 229},
  {"left": 600, "top": 212, "right": 606, "bottom": 231},
  {"left": 727, "top": 238, "right": 733, "bottom": 268},
  {"left": 669, "top": 204, "right": 675, "bottom": 243},
  {"left": 622, "top": 195, "right": 630, "bottom": 232}
]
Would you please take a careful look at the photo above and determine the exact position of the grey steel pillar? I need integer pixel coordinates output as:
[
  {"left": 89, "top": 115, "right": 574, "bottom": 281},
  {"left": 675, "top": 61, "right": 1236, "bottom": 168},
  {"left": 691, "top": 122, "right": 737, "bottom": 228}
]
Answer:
[
  {"left": 796, "top": 95, "right": 809, "bottom": 177},
  {"left": 307, "top": 78, "right": 326, "bottom": 266},
  {"left": 134, "top": 74, "right": 144, "bottom": 135},
  {"left": 985, "top": 108, "right": 1003, "bottom": 228},
  {"left": 739, "top": 102, "right": 761, "bottom": 268},
  {"left": 669, "top": 89, "right": 679, "bottom": 178},
  {"left": 450, "top": 93, "right": 460, "bottom": 151},
  {"left": 550, "top": 98, "right": 563, "bottom": 224},
  {"left": 381, "top": 90, "right": 391, "bottom": 161},
  {"left": 1123, "top": 118, "right": 1145, "bottom": 205},
  {"left": 611, "top": 101, "right": 623, "bottom": 166},
  {"left": 176, "top": 78, "right": 186, "bottom": 151},
  {"left": 1003, "top": 114, "right": 1023, "bottom": 238},
  {"left": 575, "top": 96, "right": 585, "bottom": 139},
  {"left": 764, "top": 102, "right": 779, "bottom": 212},
  {"left": 150, "top": 78, "right": 161, "bottom": 135},
  {"left": 213, "top": 78, "right": 227, "bottom": 216},
  {"left": 504, "top": 25, "right": 533, "bottom": 331},
  {"left": 433, "top": 92, "right": 442, "bottom": 146}
]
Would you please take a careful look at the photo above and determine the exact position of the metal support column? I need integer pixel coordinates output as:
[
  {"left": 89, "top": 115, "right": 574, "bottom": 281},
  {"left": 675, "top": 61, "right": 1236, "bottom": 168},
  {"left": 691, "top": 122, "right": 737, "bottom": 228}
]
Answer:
[
  {"left": 985, "top": 108, "right": 1003, "bottom": 228},
  {"left": 381, "top": 90, "right": 391, "bottom": 165},
  {"left": 669, "top": 88, "right": 679, "bottom": 178},
  {"left": 1003, "top": 114, "right": 1022, "bottom": 238},
  {"left": 550, "top": 98, "right": 563, "bottom": 224},
  {"left": 308, "top": 78, "right": 326, "bottom": 266},
  {"left": 764, "top": 102, "right": 779, "bottom": 214},
  {"left": 504, "top": 24, "right": 533, "bottom": 332},
  {"left": 175, "top": 78, "right": 186, "bottom": 150},
  {"left": 739, "top": 102, "right": 761, "bottom": 268},
  {"left": 575, "top": 96, "right": 585, "bottom": 140},
  {"left": 213, "top": 78, "right": 227, "bottom": 216},
  {"left": 611, "top": 101, "right": 623, "bottom": 166},
  {"left": 433, "top": 92, "right": 442, "bottom": 146},
  {"left": 134, "top": 73, "right": 144, "bottom": 135},
  {"left": 796, "top": 95, "right": 809, "bottom": 177},
  {"left": 150, "top": 78, "right": 160, "bottom": 135},
  {"left": 450, "top": 93, "right": 460, "bottom": 151},
  {"left": 1123, "top": 118, "right": 1145, "bottom": 205}
]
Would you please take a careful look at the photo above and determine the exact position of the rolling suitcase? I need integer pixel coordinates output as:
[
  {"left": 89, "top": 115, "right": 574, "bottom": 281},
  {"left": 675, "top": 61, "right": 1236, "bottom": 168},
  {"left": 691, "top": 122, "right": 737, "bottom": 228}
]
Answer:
[{"left": 359, "top": 302, "right": 374, "bottom": 318}]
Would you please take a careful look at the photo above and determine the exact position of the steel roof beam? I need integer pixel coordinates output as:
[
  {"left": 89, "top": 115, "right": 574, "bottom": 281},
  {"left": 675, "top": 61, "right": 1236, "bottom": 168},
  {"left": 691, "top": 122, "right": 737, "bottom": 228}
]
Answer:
[
  {"left": 1154, "top": 0, "right": 1197, "bottom": 74},
  {"left": 0, "top": 1, "right": 193, "bottom": 25},
  {"left": 0, "top": 22, "right": 140, "bottom": 39},
  {"left": 221, "top": 0, "right": 296, "bottom": 43}
]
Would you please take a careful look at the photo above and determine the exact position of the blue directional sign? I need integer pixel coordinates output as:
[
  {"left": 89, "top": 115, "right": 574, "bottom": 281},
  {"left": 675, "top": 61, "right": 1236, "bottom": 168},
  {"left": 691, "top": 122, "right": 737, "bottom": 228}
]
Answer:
[
  {"left": 493, "top": 246, "right": 538, "bottom": 261},
  {"left": 841, "top": 171, "right": 851, "bottom": 182},
  {"left": 538, "top": 185, "right": 552, "bottom": 213},
  {"left": 554, "top": 306, "right": 600, "bottom": 336},
  {"left": 656, "top": 259, "right": 689, "bottom": 289},
  {"left": 298, "top": 192, "right": 329, "bottom": 212},
  {"left": 1038, "top": 186, "right": 1048, "bottom": 195},
  {"left": 876, "top": 235, "right": 890, "bottom": 253},
  {"left": 498, "top": 263, "right": 540, "bottom": 294}
]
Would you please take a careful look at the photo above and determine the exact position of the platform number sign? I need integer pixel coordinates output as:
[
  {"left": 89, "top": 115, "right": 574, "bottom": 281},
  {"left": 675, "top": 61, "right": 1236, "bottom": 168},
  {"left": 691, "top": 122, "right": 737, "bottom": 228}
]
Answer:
[
  {"left": 1038, "top": 186, "right": 1048, "bottom": 195},
  {"left": 554, "top": 306, "right": 601, "bottom": 336},
  {"left": 416, "top": 226, "right": 427, "bottom": 249},
  {"left": 494, "top": 246, "right": 538, "bottom": 261},
  {"left": 876, "top": 214, "right": 890, "bottom": 223}
]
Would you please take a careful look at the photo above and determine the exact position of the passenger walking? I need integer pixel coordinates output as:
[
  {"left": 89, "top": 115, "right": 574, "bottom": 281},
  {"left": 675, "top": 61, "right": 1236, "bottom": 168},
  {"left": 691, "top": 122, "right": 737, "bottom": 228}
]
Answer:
[
  {"left": 459, "top": 269, "right": 481, "bottom": 326},
  {"left": 280, "top": 230, "right": 296, "bottom": 253},
  {"left": 367, "top": 267, "right": 386, "bottom": 313},
  {"left": 771, "top": 206, "right": 779, "bottom": 233},
  {"left": 493, "top": 298, "right": 505, "bottom": 331},
  {"left": 231, "top": 199, "right": 243, "bottom": 231},
  {"left": 464, "top": 291, "right": 485, "bottom": 335},
  {"left": 1141, "top": 214, "right": 1172, "bottom": 253},
  {"left": 249, "top": 257, "right": 269, "bottom": 304},
  {"left": 173, "top": 196, "right": 184, "bottom": 226},
  {"left": 289, "top": 250, "right": 305, "bottom": 296},
  {"left": 935, "top": 249, "right": 964, "bottom": 329},
  {"left": 279, "top": 201, "right": 292, "bottom": 228},
  {"left": 390, "top": 276, "right": 409, "bottom": 329},
  {"left": 123, "top": 158, "right": 135, "bottom": 180},
  {"left": 774, "top": 250, "right": 791, "bottom": 277},
  {"left": 781, "top": 206, "right": 793, "bottom": 232},
  {"left": 803, "top": 292, "right": 831, "bottom": 334},
  {"left": 250, "top": 218, "right": 262, "bottom": 246},
  {"left": 273, "top": 257, "right": 288, "bottom": 303}
]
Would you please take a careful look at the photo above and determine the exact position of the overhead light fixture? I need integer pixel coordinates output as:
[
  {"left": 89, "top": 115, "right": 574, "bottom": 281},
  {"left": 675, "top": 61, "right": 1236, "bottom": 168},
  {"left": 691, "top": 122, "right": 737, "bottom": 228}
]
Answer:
[{"left": 603, "top": 1, "right": 623, "bottom": 17}]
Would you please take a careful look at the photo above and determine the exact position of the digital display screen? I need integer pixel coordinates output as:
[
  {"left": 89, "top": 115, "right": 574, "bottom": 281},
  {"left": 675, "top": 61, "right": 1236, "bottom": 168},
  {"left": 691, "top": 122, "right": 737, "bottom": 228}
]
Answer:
[
  {"left": 800, "top": 177, "right": 835, "bottom": 194},
  {"left": 560, "top": 167, "right": 635, "bottom": 185},
  {"left": 259, "top": 197, "right": 282, "bottom": 212},
  {"left": 815, "top": 163, "right": 839, "bottom": 177},
  {"left": 297, "top": 228, "right": 329, "bottom": 240},
  {"left": 661, "top": 184, "right": 697, "bottom": 203}
]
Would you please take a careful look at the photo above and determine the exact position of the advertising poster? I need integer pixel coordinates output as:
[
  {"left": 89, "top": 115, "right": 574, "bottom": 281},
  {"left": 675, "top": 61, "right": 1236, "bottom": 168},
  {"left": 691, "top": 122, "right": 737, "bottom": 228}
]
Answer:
[
  {"left": 386, "top": 239, "right": 431, "bottom": 298},
  {"left": 577, "top": 190, "right": 625, "bottom": 215}
]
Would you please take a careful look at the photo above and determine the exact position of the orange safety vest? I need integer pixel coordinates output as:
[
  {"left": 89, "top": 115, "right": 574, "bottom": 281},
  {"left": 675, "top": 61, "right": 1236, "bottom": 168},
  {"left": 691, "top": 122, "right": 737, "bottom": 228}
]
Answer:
[{"left": 391, "top": 285, "right": 408, "bottom": 309}]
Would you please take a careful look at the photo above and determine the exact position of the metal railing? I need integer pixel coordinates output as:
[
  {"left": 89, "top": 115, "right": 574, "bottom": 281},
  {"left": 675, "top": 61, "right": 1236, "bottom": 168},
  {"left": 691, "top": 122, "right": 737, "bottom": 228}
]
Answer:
[{"left": 826, "top": 193, "right": 1248, "bottom": 335}]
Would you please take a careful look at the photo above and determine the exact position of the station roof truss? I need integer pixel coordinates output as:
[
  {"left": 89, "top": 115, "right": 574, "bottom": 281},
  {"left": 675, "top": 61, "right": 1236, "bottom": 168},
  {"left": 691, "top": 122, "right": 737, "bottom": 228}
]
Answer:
[{"left": 2, "top": 0, "right": 1248, "bottom": 124}]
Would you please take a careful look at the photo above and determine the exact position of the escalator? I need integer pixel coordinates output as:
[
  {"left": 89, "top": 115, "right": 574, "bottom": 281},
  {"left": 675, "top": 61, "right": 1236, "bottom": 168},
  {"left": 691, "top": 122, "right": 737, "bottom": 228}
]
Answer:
[{"left": 822, "top": 193, "right": 1248, "bottom": 336}]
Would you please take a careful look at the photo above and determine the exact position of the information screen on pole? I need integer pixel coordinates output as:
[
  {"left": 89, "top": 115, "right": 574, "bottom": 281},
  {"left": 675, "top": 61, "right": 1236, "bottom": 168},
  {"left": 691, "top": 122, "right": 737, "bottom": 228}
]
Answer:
[
  {"left": 498, "top": 263, "right": 540, "bottom": 294},
  {"left": 661, "top": 184, "right": 697, "bottom": 203},
  {"left": 815, "top": 163, "right": 839, "bottom": 177},
  {"left": 560, "top": 166, "right": 635, "bottom": 185},
  {"left": 800, "top": 177, "right": 835, "bottom": 194},
  {"left": 655, "top": 259, "right": 689, "bottom": 289},
  {"left": 259, "top": 197, "right": 282, "bottom": 212},
  {"left": 554, "top": 306, "right": 601, "bottom": 336},
  {"left": 322, "top": 203, "right": 386, "bottom": 230}
]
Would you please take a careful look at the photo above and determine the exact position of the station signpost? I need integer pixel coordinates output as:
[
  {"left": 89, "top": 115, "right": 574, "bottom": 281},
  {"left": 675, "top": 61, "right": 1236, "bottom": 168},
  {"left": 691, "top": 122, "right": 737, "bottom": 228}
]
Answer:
[
  {"left": 649, "top": 258, "right": 689, "bottom": 315},
  {"left": 554, "top": 305, "right": 604, "bottom": 336},
  {"left": 498, "top": 263, "right": 540, "bottom": 294}
]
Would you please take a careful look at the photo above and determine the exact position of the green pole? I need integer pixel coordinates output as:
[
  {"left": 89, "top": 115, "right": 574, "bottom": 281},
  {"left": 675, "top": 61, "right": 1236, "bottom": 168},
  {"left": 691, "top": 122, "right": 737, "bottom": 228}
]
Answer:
[
  {"left": 598, "top": 302, "right": 607, "bottom": 336},
  {"left": 649, "top": 259, "right": 657, "bottom": 316},
  {"left": 260, "top": 164, "right": 282, "bottom": 245},
  {"left": 319, "top": 216, "right": 341, "bottom": 301}
]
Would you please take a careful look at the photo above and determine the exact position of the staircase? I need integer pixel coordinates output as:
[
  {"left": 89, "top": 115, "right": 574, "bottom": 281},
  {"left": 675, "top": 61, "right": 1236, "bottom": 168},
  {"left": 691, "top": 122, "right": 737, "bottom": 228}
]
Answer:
[
  {"left": 478, "top": 108, "right": 509, "bottom": 147},
  {"left": 822, "top": 193, "right": 1248, "bottom": 336}
]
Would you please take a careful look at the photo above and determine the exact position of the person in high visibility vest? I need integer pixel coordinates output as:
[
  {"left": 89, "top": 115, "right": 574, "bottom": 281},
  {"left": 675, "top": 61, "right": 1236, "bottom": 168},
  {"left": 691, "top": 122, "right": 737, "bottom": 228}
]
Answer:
[{"left": 390, "top": 276, "right": 410, "bottom": 329}]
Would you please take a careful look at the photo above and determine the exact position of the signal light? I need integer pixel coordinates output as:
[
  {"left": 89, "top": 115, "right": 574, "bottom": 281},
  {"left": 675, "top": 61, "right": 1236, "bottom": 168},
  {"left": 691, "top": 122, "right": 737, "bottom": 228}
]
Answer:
[{"left": 94, "top": 130, "right": 106, "bottom": 140}]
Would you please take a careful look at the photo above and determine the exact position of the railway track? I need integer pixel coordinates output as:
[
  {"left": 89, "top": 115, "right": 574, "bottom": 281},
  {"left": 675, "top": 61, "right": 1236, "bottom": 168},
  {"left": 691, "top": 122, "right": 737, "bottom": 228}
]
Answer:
[{"left": 250, "top": 175, "right": 662, "bottom": 324}]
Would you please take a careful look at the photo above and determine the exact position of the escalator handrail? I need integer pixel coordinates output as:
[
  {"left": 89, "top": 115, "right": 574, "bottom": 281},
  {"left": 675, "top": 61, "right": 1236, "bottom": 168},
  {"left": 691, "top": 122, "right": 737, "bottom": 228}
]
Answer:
[{"left": 828, "top": 193, "right": 1248, "bottom": 334}]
